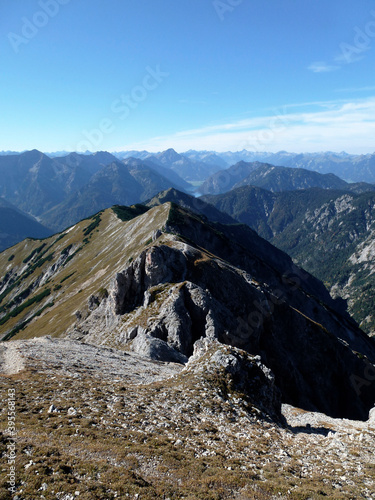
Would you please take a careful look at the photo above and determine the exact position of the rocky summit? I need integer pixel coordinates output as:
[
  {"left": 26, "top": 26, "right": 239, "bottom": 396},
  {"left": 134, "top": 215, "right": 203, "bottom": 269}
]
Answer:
[{"left": 1, "top": 201, "right": 375, "bottom": 499}]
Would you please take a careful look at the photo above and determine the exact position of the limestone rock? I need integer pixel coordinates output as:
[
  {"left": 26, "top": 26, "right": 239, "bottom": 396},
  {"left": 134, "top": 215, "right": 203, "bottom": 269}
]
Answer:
[
  {"left": 188, "top": 340, "right": 282, "bottom": 420},
  {"left": 131, "top": 331, "right": 188, "bottom": 364}
]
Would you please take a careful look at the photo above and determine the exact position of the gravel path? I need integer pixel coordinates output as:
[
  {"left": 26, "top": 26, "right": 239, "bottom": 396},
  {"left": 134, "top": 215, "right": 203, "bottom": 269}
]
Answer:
[
  {"left": 0, "top": 336, "right": 183, "bottom": 384},
  {"left": 0, "top": 342, "right": 25, "bottom": 375}
]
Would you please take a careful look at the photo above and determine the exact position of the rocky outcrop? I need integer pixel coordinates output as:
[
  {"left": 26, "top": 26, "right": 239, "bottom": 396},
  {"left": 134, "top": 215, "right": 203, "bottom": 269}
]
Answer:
[
  {"left": 188, "top": 339, "right": 282, "bottom": 421},
  {"left": 69, "top": 233, "right": 375, "bottom": 420},
  {"left": 2, "top": 201, "right": 375, "bottom": 421}
]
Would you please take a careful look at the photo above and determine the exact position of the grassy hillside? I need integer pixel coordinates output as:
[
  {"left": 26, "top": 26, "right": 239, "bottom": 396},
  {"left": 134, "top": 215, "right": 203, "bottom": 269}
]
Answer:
[{"left": 0, "top": 204, "right": 174, "bottom": 341}]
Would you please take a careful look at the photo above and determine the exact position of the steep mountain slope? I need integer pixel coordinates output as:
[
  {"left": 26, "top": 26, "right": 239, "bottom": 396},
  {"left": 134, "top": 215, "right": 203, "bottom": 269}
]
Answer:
[
  {"left": 0, "top": 150, "right": 92, "bottom": 216},
  {"left": 146, "top": 188, "right": 236, "bottom": 225},
  {"left": 0, "top": 206, "right": 52, "bottom": 252},
  {"left": 40, "top": 161, "right": 185, "bottom": 231},
  {"left": 233, "top": 165, "right": 350, "bottom": 192},
  {"left": 148, "top": 148, "right": 221, "bottom": 182},
  {"left": 285, "top": 152, "right": 375, "bottom": 183},
  {"left": 1, "top": 202, "right": 374, "bottom": 420},
  {"left": 191, "top": 149, "right": 375, "bottom": 183},
  {"left": 199, "top": 161, "right": 267, "bottom": 195},
  {"left": 201, "top": 186, "right": 375, "bottom": 334},
  {"left": 123, "top": 157, "right": 190, "bottom": 191},
  {"left": 200, "top": 161, "right": 373, "bottom": 196}
]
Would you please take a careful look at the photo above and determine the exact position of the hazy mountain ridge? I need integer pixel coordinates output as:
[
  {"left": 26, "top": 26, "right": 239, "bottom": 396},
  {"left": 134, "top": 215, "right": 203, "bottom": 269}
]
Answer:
[
  {"left": 43, "top": 148, "right": 375, "bottom": 184},
  {"left": 123, "top": 157, "right": 190, "bottom": 191},
  {"left": 39, "top": 160, "right": 187, "bottom": 232},
  {"left": 185, "top": 150, "right": 375, "bottom": 184},
  {"left": 233, "top": 165, "right": 350, "bottom": 192},
  {"left": 0, "top": 206, "right": 52, "bottom": 252},
  {"left": 200, "top": 161, "right": 375, "bottom": 196},
  {"left": 147, "top": 148, "right": 222, "bottom": 182},
  {"left": 1, "top": 148, "right": 375, "bottom": 260}
]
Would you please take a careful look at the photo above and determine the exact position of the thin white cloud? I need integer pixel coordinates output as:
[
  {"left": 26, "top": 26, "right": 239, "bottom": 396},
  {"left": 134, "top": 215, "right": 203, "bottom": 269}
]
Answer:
[
  {"left": 308, "top": 61, "right": 340, "bottom": 73},
  {"left": 122, "top": 97, "right": 375, "bottom": 154},
  {"left": 336, "top": 85, "right": 375, "bottom": 93}
]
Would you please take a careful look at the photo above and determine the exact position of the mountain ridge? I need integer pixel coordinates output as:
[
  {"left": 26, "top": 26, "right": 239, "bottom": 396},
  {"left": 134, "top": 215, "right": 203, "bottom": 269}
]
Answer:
[
  {"left": 1, "top": 201, "right": 374, "bottom": 420},
  {"left": 201, "top": 185, "right": 375, "bottom": 334}
]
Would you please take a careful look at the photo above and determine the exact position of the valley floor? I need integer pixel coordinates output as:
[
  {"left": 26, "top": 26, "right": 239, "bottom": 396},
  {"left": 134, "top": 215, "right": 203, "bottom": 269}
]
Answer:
[{"left": 1, "top": 338, "right": 374, "bottom": 500}]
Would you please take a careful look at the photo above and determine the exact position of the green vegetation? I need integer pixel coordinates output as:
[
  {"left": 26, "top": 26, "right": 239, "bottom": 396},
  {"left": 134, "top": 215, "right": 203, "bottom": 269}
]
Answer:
[
  {"left": 64, "top": 246, "right": 83, "bottom": 266},
  {"left": 7, "top": 254, "right": 14, "bottom": 262},
  {"left": 205, "top": 187, "right": 375, "bottom": 334},
  {"left": 97, "top": 287, "right": 109, "bottom": 300},
  {"left": 0, "top": 288, "right": 51, "bottom": 327},
  {"left": 112, "top": 204, "right": 150, "bottom": 222},
  {"left": 61, "top": 243, "right": 73, "bottom": 256},
  {"left": 23, "top": 243, "right": 47, "bottom": 264},
  {"left": 60, "top": 271, "right": 76, "bottom": 284},
  {"left": 21, "top": 252, "right": 54, "bottom": 282},
  {"left": 83, "top": 213, "right": 102, "bottom": 237},
  {"left": 167, "top": 202, "right": 188, "bottom": 226},
  {"left": 0, "top": 283, "right": 35, "bottom": 314},
  {"left": 2, "top": 301, "right": 54, "bottom": 341},
  {"left": 0, "top": 282, "right": 17, "bottom": 307},
  {"left": 54, "top": 232, "right": 67, "bottom": 243}
]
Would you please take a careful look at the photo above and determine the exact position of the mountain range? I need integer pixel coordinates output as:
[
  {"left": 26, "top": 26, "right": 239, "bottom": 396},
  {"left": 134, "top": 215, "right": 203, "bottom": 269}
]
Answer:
[
  {"left": 0, "top": 198, "right": 52, "bottom": 252},
  {"left": 1, "top": 148, "right": 375, "bottom": 338},
  {"left": 200, "top": 186, "right": 375, "bottom": 335},
  {"left": 1, "top": 200, "right": 374, "bottom": 422},
  {"left": 199, "top": 161, "right": 375, "bottom": 195},
  {"left": 40, "top": 158, "right": 187, "bottom": 232},
  {"left": 185, "top": 150, "right": 375, "bottom": 184},
  {"left": 38, "top": 148, "right": 375, "bottom": 184},
  {"left": 1, "top": 190, "right": 375, "bottom": 498},
  {"left": 0, "top": 151, "right": 190, "bottom": 234}
]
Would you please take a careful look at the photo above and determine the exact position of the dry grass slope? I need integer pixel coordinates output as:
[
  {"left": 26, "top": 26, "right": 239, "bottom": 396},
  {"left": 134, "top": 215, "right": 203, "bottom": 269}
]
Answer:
[{"left": 0, "top": 341, "right": 374, "bottom": 499}]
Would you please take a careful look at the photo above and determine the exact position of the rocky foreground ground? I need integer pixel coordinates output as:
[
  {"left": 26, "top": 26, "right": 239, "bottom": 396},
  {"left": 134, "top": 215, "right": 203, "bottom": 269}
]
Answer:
[{"left": 0, "top": 337, "right": 374, "bottom": 500}]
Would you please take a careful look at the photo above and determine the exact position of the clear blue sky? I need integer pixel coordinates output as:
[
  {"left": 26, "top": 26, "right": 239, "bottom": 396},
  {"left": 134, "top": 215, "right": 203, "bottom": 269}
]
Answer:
[{"left": 1, "top": 0, "right": 375, "bottom": 153}]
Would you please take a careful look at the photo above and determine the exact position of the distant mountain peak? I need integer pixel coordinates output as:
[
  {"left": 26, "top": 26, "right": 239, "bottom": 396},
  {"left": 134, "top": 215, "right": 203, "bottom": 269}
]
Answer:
[{"left": 157, "top": 148, "right": 181, "bottom": 162}]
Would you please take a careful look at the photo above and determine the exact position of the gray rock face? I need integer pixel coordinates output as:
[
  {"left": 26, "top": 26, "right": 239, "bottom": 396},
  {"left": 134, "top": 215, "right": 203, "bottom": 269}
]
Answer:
[
  {"left": 189, "top": 339, "right": 282, "bottom": 421},
  {"left": 68, "top": 234, "right": 375, "bottom": 421},
  {"left": 131, "top": 331, "right": 188, "bottom": 364}
]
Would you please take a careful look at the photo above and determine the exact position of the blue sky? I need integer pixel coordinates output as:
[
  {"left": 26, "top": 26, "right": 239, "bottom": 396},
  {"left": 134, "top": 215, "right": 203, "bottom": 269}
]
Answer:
[{"left": 1, "top": 0, "right": 375, "bottom": 153}]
